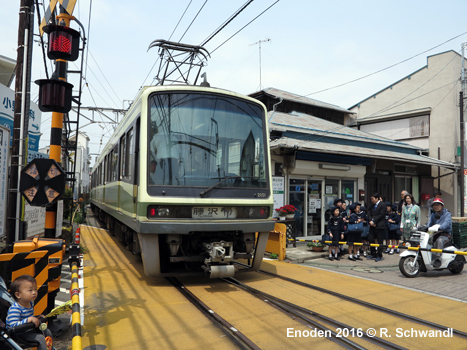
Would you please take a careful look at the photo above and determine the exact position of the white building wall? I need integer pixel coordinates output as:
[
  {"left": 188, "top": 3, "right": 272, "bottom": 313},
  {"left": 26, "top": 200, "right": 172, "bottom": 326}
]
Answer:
[{"left": 349, "top": 51, "right": 461, "bottom": 214}]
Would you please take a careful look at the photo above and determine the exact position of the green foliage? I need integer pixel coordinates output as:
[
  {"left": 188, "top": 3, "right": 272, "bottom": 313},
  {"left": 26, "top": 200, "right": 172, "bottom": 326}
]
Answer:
[
  {"left": 63, "top": 186, "right": 74, "bottom": 221},
  {"left": 60, "top": 226, "right": 73, "bottom": 246},
  {"left": 269, "top": 253, "right": 278, "bottom": 259},
  {"left": 73, "top": 211, "right": 85, "bottom": 224}
]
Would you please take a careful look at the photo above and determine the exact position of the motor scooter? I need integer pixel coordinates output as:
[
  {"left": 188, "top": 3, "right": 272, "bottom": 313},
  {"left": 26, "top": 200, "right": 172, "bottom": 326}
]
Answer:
[{"left": 399, "top": 227, "right": 466, "bottom": 278}]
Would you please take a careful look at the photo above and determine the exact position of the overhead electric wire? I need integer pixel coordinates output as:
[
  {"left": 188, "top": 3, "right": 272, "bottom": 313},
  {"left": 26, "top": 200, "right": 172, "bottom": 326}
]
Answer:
[
  {"left": 200, "top": 0, "right": 253, "bottom": 47},
  {"left": 178, "top": 0, "right": 209, "bottom": 42},
  {"left": 364, "top": 49, "right": 460, "bottom": 119},
  {"left": 86, "top": 50, "right": 122, "bottom": 106},
  {"left": 170, "top": 0, "right": 278, "bottom": 87},
  {"left": 83, "top": 0, "right": 93, "bottom": 81},
  {"left": 141, "top": 0, "right": 194, "bottom": 88},
  {"left": 169, "top": 0, "right": 193, "bottom": 41},
  {"left": 34, "top": 0, "right": 49, "bottom": 79},
  {"left": 210, "top": 0, "right": 280, "bottom": 55},
  {"left": 384, "top": 80, "right": 459, "bottom": 140},
  {"left": 304, "top": 31, "right": 467, "bottom": 97},
  {"left": 284, "top": 50, "right": 463, "bottom": 146}
]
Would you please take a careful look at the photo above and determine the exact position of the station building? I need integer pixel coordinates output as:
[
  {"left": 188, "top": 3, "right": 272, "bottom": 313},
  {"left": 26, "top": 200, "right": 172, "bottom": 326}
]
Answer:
[{"left": 250, "top": 87, "right": 456, "bottom": 239}]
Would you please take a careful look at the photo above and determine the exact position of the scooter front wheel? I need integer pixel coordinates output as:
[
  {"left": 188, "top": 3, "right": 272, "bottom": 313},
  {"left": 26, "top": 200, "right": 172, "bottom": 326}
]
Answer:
[{"left": 399, "top": 256, "right": 421, "bottom": 278}]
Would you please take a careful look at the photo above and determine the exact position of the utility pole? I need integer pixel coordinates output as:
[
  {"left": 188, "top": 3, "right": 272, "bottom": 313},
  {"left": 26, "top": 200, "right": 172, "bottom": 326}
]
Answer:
[
  {"left": 461, "top": 91, "right": 465, "bottom": 217},
  {"left": 461, "top": 43, "right": 466, "bottom": 217},
  {"left": 6, "top": 0, "right": 35, "bottom": 248},
  {"left": 250, "top": 38, "right": 270, "bottom": 91}
]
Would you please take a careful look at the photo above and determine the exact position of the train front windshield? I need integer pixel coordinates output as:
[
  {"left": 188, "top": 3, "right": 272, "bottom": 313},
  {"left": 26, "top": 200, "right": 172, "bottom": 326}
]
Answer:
[{"left": 148, "top": 92, "right": 268, "bottom": 190}]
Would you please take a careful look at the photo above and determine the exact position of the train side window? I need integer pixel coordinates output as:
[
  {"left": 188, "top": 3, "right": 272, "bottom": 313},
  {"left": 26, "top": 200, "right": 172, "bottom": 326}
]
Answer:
[
  {"left": 120, "top": 135, "right": 127, "bottom": 179},
  {"left": 126, "top": 128, "right": 134, "bottom": 181},
  {"left": 104, "top": 155, "right": 109, "bottom": 184},
  {"left": 111, "top": 146, "right": 118, "bottom": 182}
]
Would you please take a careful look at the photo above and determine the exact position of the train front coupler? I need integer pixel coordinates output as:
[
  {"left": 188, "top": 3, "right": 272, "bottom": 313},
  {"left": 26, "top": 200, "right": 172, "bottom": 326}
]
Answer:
[{"left": 202, "top": 241, "right": 235, "bottom": 278}]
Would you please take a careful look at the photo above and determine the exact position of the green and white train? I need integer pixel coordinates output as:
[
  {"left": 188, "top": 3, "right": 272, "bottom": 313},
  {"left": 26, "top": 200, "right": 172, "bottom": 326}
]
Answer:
[{"left": 90, "top": 85, "right": 275, "bottom": 278}]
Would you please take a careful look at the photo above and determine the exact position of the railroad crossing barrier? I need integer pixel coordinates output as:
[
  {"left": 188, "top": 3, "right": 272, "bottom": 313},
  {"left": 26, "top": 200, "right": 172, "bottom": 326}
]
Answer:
[
  {"left": 289, "top": 238, "right": 467, "bottom": 256},
  {"left": 69, "top": 237, "right": 82, "bottom": 350},
  {"left": 12, "top": 237, "right": 66, "bottom": 316},
  {"left": 265, "top": 223, "right": 287, "bottom": 261}
]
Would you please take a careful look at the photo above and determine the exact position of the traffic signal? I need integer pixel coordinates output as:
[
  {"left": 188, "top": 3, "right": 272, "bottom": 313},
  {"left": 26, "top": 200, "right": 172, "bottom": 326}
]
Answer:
[
  {"left": 20, "top": 159, "right": 65, "bottom": 207},
  {"left": 43, "top": 25, "right": 80, "bottom": 62},
  {"left": 35, "top": 79, "right": 73, "bottom": 113}
]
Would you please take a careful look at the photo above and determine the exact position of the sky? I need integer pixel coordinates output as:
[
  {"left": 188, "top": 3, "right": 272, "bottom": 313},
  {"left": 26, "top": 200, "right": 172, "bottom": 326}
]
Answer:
[{"left": 2, "top": 0, "right": 467, "bottom": 166}]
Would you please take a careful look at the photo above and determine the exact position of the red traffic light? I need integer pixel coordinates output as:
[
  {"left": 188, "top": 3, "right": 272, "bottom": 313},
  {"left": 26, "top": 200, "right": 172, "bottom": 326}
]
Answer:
[{"left": 43, "top": 25, "right": 80, "bottom": 61}]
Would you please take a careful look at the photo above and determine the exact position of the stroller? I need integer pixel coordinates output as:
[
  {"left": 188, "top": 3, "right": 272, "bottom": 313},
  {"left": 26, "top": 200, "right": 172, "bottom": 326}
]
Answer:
[{"left": 0, "top": 277, "right": 53, "bottom": 350}]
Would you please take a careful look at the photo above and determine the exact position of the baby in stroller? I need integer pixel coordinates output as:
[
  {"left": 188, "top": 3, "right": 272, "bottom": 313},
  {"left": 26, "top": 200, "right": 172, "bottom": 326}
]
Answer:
[{"left": 0, "top": 275, "right": 53, "bottom": 350}]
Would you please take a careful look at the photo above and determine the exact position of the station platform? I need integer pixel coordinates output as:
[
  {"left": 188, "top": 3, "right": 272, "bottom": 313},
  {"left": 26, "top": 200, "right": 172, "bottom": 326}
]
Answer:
[{"left": 77, "top": 223, "right": 467, "bottom": 349}]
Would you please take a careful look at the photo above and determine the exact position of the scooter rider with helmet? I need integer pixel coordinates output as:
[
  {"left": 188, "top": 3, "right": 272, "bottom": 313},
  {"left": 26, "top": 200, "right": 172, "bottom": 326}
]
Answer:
[{"left": 427, "top": 198, "right": 452, "bottom": 268}]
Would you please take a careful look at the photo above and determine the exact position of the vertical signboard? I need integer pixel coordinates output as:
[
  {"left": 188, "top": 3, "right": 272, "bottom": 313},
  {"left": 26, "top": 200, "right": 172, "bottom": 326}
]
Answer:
[
  {"left": 24, "top": 203, "right": 46, "bottom": 238},
  {"left": 272, "top": 176, "right": 284, "bottom": 218},
  {"left": 0, "top": 83, "right": 42, "bottom": 151},
  {"left": 56, "top": 200, "right": 63, "bottom": 237},
  {"left": 0, "top": 126, "right": 10, "bottom": 237}
]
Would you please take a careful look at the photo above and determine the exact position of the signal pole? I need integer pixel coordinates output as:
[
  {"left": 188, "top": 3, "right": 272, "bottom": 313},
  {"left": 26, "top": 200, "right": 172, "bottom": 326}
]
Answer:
[
  {"left": 6, "top": 0, "right": 35, "bottom": 248},
  {"left": 461, "top": 44, "right": 466, "bottom": 217},
  {"left": 461, "top": 91, "right": 465, "bottom": 216},
  {"left": 44, "top": 10, "right": 74, "bottom": 238}
]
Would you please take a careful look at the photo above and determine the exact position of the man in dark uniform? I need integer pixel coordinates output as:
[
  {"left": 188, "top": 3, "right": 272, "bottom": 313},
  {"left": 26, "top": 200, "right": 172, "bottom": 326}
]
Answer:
[{"left": 368, "top": 193, "right": 386, "bottom": 262}]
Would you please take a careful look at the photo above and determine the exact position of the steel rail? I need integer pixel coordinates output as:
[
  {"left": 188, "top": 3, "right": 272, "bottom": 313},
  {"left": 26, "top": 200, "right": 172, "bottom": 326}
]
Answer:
[
  {"left": 224, "top": 277, "right": 406, "bottom": 350},
  {"left": 258, "top": 269, "right": 467, "bottom": 339},
  {"left": 166, "top": 277, "right": 260, "bottom": 350}
]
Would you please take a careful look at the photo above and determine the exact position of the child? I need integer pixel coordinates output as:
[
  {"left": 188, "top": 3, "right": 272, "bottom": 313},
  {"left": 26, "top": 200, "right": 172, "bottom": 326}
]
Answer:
[
  {"left": 6, "top": 275, "right": 51, "bottom": 350},
  {"left": 347, "top": 203, "right": 366, "bottom": 261},
  {"left": 384, "top": 202, "right": 391, "bottom": 254},
  {"left": 339, "top": 202, "right": 349, "bottom": 257},
  {"left": 386, "top": 204, "right": 401, "bottom": 254},
  {"left": 360, "top": 206, "right": 370, "bottom": 257},
  {"left": 327, "top": 206, "right": 344, "bottom": 261}
]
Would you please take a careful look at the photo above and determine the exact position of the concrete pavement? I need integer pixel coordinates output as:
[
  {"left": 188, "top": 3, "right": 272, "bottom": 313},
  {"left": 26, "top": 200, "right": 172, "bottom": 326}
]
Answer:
[{"left": 285, "top": 242, "right": 400, "bottom": 268}]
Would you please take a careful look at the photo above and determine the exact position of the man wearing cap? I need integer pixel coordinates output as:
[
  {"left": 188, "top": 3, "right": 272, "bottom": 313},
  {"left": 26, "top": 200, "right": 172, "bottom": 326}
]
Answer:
[{"left": 427, "top": 198, "right": 452, "bottom": 268}]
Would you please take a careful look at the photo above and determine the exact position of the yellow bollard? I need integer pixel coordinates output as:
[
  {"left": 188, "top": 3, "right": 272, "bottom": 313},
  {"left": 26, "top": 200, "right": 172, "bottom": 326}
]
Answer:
[
  {"left": 265, "top": 223, "right": 287, "bottom": 261},
  {"left": 70, "top": 261, "right": 82, "bottom": 350}
]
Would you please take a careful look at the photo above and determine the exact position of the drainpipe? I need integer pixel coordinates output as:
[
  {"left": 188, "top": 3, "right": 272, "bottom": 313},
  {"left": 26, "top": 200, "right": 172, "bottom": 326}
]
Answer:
[{"left": 269, "top": 97, "right": 283, "bottom": 122}]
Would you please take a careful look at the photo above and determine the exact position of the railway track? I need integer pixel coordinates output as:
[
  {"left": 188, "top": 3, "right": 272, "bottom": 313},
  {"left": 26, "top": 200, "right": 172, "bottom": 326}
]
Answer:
[
  {"left": 222, "top": 277, "right": 404, "bottom": 350},
  {"left": 223, "top": 278, "right": 406, "bottom": 350},
  {"left": 258, "top": 269, "right": 467, "bottom": 340},
  {"left": 169, "top": 275, "right": 420, "bottom": 349},
  {"left": 170, "top": 269, "right": 467, "bottom": 349},
  {"left": 166, "top": 277, "right": 260, "bottom": 350},
  {"left": 169, "top": 276, "right": 368, "bottom": 349}
]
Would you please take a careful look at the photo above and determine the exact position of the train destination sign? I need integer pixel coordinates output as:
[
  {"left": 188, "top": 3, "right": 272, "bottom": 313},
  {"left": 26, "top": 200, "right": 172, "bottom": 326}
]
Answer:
[{"left": 192, "top": 207, "right": 237, "bottom": 219}]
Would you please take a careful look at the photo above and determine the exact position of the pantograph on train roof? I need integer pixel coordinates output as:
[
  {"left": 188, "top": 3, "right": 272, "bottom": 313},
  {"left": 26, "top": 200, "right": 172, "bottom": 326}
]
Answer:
[{"left": 148, "top": 39, "right": 211, "bottom": 86}]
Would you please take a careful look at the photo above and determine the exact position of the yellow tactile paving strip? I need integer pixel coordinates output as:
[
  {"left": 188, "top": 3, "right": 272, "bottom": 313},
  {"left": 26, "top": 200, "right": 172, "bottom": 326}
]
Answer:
[
  {"left": 80, "top": 225, "right": 467, "bottom": 349},
  {"left": 80, "top": 225, "right": 237, "bottom": 350}
]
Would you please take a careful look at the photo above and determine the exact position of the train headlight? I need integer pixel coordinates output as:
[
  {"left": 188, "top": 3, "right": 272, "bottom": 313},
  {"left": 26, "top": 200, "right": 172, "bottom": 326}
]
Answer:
[
  {"left": 248, "top": 207, "right": 269, "bottom": 218},
  {"left": 157, "top": 208, "right": 170, "bottom": 217},
  {"left": 148, "top": 206, "right": 170, "bottom": 218}
]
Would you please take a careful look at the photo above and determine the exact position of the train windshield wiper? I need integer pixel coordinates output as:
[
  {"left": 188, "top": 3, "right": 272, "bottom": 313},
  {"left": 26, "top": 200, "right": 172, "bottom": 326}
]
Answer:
[{"left": 199, "top": 176, "right": 245, "bottom": 197}]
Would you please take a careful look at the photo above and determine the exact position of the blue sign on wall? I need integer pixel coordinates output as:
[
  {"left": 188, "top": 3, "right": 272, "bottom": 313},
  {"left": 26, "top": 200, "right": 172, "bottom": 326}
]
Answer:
[{"left": 0, "top": 84, "right": 42, "bottom": 152}]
